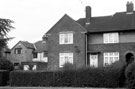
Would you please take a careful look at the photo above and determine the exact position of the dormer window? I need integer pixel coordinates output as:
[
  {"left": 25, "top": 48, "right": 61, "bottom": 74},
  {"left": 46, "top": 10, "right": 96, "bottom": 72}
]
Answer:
[
  {"left": 59, "top": 32, "right": 73, "bottom": 44},
  {"left": 103, "top": 33, "right": 119, "bottom": 44}
]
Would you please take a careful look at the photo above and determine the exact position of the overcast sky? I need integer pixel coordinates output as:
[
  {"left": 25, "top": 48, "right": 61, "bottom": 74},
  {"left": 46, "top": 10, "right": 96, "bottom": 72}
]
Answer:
[{"left": 1, "top": 0, "right": 134, "bottom": 48}]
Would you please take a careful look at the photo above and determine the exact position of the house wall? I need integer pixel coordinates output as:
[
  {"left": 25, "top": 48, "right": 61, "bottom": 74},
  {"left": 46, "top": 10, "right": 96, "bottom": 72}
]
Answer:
[
  {"left": 10, "top": 43, "right": 33, "bottom": 63},
  {"left": 32, "top": 52, "right": 48, "bottom": 62},
  {"left": 88, "top": 43, "right": 135, "bottom": 67},
  {"left": 87, "top": 31, "right": 135, "bottom": 67},
  {"left": 120, "top": 31, "right": 135, "bottom": 43},
  {"left": 47, "top": 15, "right": 86, "bottom": 70},
  {"left": 88, "top": 31, "right": 135, "bottom": 44}
]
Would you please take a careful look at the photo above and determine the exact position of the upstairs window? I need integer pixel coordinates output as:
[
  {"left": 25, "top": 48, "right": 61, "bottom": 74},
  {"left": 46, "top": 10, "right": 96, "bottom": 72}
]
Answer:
[
  {"left": 14, "top": 48, "right": 22, "bottom": 54},
  {"left": 43, "top": 52, "right": 48, "bottom": 57},
  {"left": 59, "top": 33, "right": 73, "bottom": 44},
  {"left": 33, "top": 53, "right": 38, "bottom": 58},
  {"left": 103, "top": 33, "right": 119, "bottom": 43}
]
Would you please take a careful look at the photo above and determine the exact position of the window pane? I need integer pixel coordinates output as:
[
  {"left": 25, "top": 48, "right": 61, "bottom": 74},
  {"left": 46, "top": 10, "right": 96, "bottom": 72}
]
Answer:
[
  {"left": 103, "top": 34, "right": 109, "bottom": 43},
  {"left": 68, "top": 33, "right": 73, "bottom": 44},
  {"left": 64, "top": 34, "right": 68, "bottom": 43},
  {"left": 60, "top": 34, "right": 64, "bottom": 44}
]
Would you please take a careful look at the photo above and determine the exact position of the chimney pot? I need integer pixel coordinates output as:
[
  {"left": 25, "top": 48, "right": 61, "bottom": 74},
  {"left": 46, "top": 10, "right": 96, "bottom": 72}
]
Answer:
[{"left": 126, "top": 1, "right": 134, "bottom": 13}]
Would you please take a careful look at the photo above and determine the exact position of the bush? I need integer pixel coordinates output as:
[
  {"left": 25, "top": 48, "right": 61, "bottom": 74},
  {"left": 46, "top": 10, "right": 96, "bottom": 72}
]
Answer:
[
  {"left": 10, "top": 70, "right": 54, "bottom": 86},
  {"left": 106, "top": 61, "right": 126, "bottom": 87},
  {"left": 125, "top": 62, "right": 135, "bottom": 88},
  {"left": 0, "top": 57, "right": 14, "bottom": 71},
  {"left": 53, "top": 70, "right": 76, "bottom": 87},
  {"left": 0, "top": 70, "right": 10, "bottom": 86},
  {"left": 10, "top": 61, "right": 124, "bottom": 87},
  {"left": 62, "top": 62, "right": 76, "bottom": 71},
  {"left": 75, "top": 61, "right": 125, "bottom": 88}
]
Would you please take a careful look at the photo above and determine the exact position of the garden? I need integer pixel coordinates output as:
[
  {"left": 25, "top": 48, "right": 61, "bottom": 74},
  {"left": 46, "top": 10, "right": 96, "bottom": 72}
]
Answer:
[{"left": 1, "top": 59, "right": 135, "bottom": 88}]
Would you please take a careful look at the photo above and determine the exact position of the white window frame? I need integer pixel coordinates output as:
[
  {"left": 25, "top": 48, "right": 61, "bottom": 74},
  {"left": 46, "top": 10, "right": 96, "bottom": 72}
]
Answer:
[
  {"left": 59, "top": 53, "right": 73, "bottom": 67},
  {"left": 103, "top": 33, "right": 119, "bottom": 43},
  {"left": 90, "top": 54, "right": 98, "bottom": 67},
  {"left": 104, "top": 52, "right": 119, "bottom": 66},
  {"left": 59, "top": 33, "right": 73, "bottom": 44}
]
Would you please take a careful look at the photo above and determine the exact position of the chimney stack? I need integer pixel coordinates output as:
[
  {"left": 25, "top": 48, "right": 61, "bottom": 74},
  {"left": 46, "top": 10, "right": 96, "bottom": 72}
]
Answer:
[
  {"left": 85, "top": 6, "right": 91, "bottom": 26},
  {"left": 42, "top": 34, "right": 48, "bottom": 42},
  {"left": 126, "top": 1, "right": 134, "bottom": 13}
]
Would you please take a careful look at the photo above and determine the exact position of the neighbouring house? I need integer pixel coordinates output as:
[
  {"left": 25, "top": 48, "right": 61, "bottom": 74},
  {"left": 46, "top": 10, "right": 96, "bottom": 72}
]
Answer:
[
  {"left": 10, "top": 41, "right": 35, "bottom": 64},
  {"left": 44, "top": 2, "right": 135, "bottom": 70},
  {"left": 32, "top": 37, "right": 48, "bottom": 63},
  {"left": 10, "top": 39, "right": 48, "bottom": 70}
]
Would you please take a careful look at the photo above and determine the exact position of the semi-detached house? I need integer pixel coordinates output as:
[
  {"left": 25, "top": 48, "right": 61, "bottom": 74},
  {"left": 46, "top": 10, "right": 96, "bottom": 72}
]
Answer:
[
  {"left": 8, "top": 2, "right": 135, "bottom": 71},
  {"left": 45, "top": 2, "right": 135, "bottom": 70}
]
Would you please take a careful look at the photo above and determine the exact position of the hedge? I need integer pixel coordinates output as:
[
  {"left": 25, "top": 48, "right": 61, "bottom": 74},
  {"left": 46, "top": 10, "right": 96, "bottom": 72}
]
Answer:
[
  {"left": 10, "top": 71, "right": 54, "bottom": 86},
  {"left": 0, "top": 70, "right": 10, "bottom": 86},
  {"left": 125, "top": 62, "right": 135, "bottom": 88},
  {"left": 10, "top": 61, "right": 125, "bottom": 87}
]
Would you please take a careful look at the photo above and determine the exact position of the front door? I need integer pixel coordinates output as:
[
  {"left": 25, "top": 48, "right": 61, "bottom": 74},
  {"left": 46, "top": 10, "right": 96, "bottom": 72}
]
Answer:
[{"left": 90, "top": 54, "right": 98, "bottom": 67}]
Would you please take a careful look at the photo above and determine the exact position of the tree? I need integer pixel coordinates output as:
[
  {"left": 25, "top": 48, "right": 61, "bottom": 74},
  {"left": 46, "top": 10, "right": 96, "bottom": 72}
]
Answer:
[{"left": 0, "top": 18, "right": 14, "bottom": 57}]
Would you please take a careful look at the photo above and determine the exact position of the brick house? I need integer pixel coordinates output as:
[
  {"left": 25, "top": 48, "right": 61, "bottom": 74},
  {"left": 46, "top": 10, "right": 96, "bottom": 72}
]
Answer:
[
  {"left": 10, "top": 41, "right": 35, "bottom": 64},
  {"left": 46, "top": 14, "right": 87, "bottom": 70},
  {"left": 77, "top": 2, "right": 135, "bottom": 67},
  {"left": 10, "top": 40, "right": 48, "bottom": 70},
  {"left": 45, "top": 2, "right": 135, "bottom": 70},
  {"left": 32, "top": 39, "right": 48, "bottom": 63}
]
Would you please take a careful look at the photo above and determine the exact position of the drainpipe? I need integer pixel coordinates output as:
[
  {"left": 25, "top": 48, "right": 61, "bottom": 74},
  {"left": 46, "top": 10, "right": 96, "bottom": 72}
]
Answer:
[{"left": 85, "top": 33, "right": 88, "bottom": 67}]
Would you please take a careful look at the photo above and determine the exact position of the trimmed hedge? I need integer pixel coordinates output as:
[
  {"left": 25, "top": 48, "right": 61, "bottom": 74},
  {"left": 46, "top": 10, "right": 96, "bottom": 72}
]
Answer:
[
  {"left": 76, "top": 67, "right": 122, "bottom": 88},
  {"left": 10, "top": 71, "right": 54, "bottom": 86},
  {"left": 10, "top": 61, "right": 125, "bottom": 87},
  {"left": 125, "top": 62, "right": 135, "bottom": 88},
  {"left": 53, "top": 70, "right": 76, "bottom": 87},
  {"left": 0, "top": 70, "right": 10, "bottom": 86}
]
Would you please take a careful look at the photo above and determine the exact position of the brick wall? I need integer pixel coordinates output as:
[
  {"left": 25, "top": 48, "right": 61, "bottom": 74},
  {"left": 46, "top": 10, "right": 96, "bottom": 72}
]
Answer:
[
  {"left": 88, "top": 42, "right": 135, "bottom": 67},
  {"left": 46, "top": 15, "right": 86, "bottom": 70}
]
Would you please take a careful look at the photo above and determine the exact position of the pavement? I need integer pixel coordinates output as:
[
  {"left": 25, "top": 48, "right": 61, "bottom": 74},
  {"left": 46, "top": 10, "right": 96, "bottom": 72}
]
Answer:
[{"left": 0, "top": 87, "right": 126, "bottom": 89}]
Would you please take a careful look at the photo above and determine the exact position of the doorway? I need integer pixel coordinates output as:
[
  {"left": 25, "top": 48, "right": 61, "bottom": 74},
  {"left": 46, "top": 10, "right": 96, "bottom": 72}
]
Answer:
[{"left": 125, "top": 52, "right": 134, "bottom": 65}]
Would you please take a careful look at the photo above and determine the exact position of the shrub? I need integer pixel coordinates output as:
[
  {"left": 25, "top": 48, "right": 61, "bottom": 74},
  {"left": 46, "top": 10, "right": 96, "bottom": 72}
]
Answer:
[
  {"left": 10, "top": 70, "right": 54, "bottom": 86},
  {"left": 0, "top": 70, "right": 9, "bottom": 86},
  {"left": 10, "top": 61, "right": 124, "bottom": 87},
  {"left": 53, "top": 70, "right": 76, "bottom": 87},
  {"left": 125, "top": 62, "right": 135, "bottom": 88},
  {"left": 106, "top": 61, "right": 126, "bottom": 87},
  {"left": 62, "top": 62, "right": 76, "bottom": 71},
  {"left": 0, "top": 57, "right": 14, "bottom": 71},
  {"left": 76, "top": 61, "right": 125, "bottom": 88}
]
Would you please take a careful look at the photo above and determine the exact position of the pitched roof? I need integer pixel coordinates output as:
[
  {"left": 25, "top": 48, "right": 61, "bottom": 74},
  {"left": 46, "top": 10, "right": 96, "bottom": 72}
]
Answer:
[
  {"left": 34, "top": 40, "right": 47, "bottom": 53},
  {"left": 11, "top": 41, "right": 34, "bottom": 51},
  {"left": 46, "top": 14, "right": 87, "bottom": 34},
  {"left": 20, "top": 41, "right": 34, "bottom": 49},
  {"left": 77, "top": 11, "right": 135, "bottom": 32}
]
